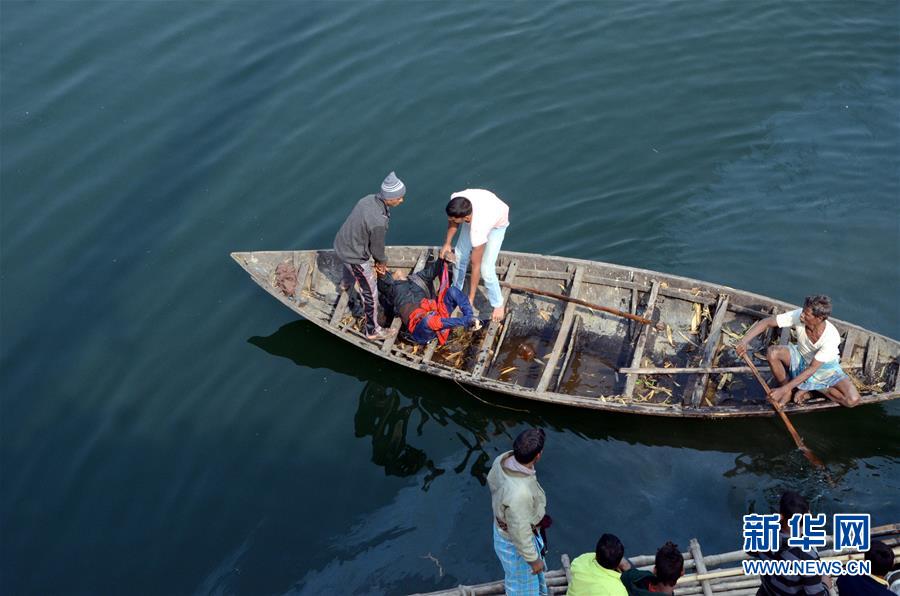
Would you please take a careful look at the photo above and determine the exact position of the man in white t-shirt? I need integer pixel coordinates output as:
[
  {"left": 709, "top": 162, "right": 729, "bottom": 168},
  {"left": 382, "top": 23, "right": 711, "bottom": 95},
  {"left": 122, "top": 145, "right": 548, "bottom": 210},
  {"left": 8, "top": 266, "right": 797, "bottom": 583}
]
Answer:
[
  {"left": 735, "top": 295, "right": 860, "bottom": 407},
  {"left": 439, "top": 189, "right": 510, "bottom": 322}
]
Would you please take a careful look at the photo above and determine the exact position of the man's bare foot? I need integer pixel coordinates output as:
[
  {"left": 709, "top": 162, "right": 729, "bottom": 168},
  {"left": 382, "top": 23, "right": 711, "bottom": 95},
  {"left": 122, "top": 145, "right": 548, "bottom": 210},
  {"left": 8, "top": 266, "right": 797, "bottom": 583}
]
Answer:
[
  {"left": 793, "top": 390, "right": 812, "bottom": 405},
  {"left": 492, "top": 306, "right": 505, "bottom": 322}
]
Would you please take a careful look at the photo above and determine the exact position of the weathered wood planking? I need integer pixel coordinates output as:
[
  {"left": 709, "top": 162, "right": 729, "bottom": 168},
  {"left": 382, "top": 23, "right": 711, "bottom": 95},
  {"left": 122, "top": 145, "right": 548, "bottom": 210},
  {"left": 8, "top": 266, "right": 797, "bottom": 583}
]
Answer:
[
  {"left": 623, "top": 281, "right": 661, "bottom": 398},
  {"left": 420, "top": 338, "right": 438, "bottom": 365},
  {"left": 329, "top": 291, "right": 350, "bottom": 327},
  {"left": 536, "top": 267, "right": 585, "bottom": 393},
  {"left": 471, "top": 261, "right": 519, "bottom": 378},
  {"left": 841, "top": 329, "right": 859, "bottom": 367},
  {"left": 689, "top": 294, "right": 730, "bottom": 408},
  {"left": 294, "top": 262, "right": 310, "bottom": 305},
  {"left": 555, "top": 316, "right": 582, "bottom": 392},
  {"left": 864, "top": 337, "right": 880, "bottom": 381},
  {"left": 487, "top": 310, "right": 514, "bottom": 373}
]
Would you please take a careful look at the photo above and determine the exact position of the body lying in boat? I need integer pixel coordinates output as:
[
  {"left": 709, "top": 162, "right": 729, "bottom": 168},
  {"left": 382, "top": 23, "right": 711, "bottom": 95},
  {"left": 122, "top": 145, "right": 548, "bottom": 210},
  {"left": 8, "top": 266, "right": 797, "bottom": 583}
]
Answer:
[{"left": 377, "top": 257, "right": 482, "bottom": 345}]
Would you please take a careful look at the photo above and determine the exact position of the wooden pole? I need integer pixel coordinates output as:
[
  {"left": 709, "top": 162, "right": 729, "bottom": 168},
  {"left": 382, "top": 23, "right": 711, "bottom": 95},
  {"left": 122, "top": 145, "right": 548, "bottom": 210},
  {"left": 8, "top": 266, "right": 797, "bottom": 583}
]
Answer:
[
  {"left": 500, "top": 282, "right": 654, "bottom": 325},
  {"left": 740, "top": 353, "right": 827, "bottom": 471},
  {"left": 619, "top": 365, "right": 771, "bottom": 375},
  {"left": 690, "top": 538, "right": 714, "bottom": 596}
]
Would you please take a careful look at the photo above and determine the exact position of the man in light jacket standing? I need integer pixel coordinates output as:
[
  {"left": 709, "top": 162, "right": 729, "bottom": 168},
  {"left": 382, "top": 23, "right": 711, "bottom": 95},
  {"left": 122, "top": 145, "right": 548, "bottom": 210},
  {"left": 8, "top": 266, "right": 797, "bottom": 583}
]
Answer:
[
  {"left": 439, "top": 188, "right": 509, "bottom": 322},
  {"left": 333, "top": 172, "right": 406, "bottom": 340},
  {"left": 488, "top": 428, "right": 549, "bottom": 595}
]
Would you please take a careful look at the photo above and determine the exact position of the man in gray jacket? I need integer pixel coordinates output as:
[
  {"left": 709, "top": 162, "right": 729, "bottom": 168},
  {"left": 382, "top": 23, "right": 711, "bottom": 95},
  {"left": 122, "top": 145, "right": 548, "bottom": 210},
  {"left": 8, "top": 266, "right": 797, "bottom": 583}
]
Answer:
[
  {"left": 333, "top": 172, "right": 406, "bottom": 340},
  {"left": 488, "top": 428, "right": 549, "bottom": 595}
]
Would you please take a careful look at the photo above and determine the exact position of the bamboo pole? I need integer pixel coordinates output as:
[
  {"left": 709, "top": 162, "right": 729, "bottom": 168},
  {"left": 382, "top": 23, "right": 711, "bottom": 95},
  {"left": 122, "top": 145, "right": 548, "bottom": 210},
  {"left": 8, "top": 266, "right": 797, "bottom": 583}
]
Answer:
[
  {"left": 500, "top": 281, "right": 654, "bottom": 325},
  {"left": 740, "top": 353, "right": 827, "bottom": 471},
  {"left": 690, "top": 539, "right": 714, "bottom": 596},
  {"left": 629, "top": 550, "right": 693, "bottom": 568},
  {"left": 619, "top": 366, "right": 770, "bottom": 375}
]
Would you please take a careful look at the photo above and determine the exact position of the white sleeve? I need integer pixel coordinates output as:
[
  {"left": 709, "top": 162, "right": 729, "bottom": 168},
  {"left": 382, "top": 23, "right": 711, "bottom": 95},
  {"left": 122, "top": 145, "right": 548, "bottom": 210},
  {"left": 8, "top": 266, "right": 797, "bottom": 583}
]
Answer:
[
  {"left": 814, "top": 326, "right": 841, "bottom": 363},
  {"left": 775, "top": 309, "right": 801, "bottom": 328}
]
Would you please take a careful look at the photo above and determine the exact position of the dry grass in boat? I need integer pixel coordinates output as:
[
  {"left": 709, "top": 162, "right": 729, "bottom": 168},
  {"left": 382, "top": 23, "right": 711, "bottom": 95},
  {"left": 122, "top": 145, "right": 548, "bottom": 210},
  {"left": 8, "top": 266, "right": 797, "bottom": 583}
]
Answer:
[
  {"left": 849, "top": 374, "right": 886, "bottom": 393},
  {"left": 636, "top": 377, "right": 674, "bottom": 402},
  {"left": 716, "top": 372, "right": 733, "bottom": 391},
  {"left": 499, "top": 366, "right": 517, "bottom": 378}
]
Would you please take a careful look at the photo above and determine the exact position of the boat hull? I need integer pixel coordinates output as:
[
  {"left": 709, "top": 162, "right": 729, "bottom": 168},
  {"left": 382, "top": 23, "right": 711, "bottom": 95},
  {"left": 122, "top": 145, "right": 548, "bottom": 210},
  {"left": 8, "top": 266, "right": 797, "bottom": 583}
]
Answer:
[{"left": 231, "top": 247, "right": 900, "bottom": 418}]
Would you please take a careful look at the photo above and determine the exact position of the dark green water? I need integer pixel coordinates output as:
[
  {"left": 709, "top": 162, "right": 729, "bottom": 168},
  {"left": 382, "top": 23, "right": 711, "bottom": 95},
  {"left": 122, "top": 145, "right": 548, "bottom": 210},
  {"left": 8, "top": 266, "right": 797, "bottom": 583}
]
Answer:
[{"left": 1, "top": 2, "right": 898, "bottom": 594}]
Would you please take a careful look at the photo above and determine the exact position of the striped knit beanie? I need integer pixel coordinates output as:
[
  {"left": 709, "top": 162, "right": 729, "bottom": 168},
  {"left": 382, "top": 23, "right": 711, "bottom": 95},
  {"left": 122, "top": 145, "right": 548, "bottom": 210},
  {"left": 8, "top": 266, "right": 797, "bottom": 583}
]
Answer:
[{"left": 379, "top": 171, "right": 406, "bottom": 200}]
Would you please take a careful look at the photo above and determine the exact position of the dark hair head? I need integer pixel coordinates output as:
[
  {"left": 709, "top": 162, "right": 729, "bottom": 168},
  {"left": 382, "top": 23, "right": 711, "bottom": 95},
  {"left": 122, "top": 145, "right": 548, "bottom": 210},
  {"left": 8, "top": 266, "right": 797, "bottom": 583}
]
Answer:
[
  {"left": 595, "top": 533, "right": 624, "bottom": 569},
  {"left": 446, "top": 196, "right": 472, "bottom": 218},
  {"left": 866, "top": 540, "right": 894, "bottom": 577},
  {"left": 803, "top": 295, "right": 832, "bottom": 319},
  {"left": 654, "top": 542, "right": 684, "bottom": 586},
  {"left": 779, "top": 491, "right": 810, "bottom": 518},
  {"left": 513, "top": 428, "right": 545, "bottom": 464}
]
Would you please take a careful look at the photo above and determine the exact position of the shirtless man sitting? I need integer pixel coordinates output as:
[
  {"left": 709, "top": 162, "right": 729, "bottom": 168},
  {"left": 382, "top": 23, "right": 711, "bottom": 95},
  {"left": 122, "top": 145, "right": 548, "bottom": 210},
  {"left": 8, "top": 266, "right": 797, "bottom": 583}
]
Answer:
[{"left": 735, "top": 294, "right": 860, "bottom": 407}]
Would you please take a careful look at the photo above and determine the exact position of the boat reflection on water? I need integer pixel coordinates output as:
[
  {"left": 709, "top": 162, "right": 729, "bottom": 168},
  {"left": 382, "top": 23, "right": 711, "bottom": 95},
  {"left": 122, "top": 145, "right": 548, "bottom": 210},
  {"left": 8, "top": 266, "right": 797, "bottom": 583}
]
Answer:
[
  {"left": 353, "top": 384, "right": 445, "bottom": 487},
  {"left": 249, "top": 320, "right": 519, "bottom": 488},
  {"left": 248, "top": 321, "right": 899, "bottom": 492}
]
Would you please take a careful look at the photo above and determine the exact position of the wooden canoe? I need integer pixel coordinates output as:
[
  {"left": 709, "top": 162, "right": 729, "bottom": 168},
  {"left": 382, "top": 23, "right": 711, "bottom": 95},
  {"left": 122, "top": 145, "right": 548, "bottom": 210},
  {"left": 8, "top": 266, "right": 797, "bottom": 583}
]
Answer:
[
  {"left": 231, "top": 247, "right": 900, "bottom": 418},
  {"left": 408, "top": 522, "right": 900, "bottom": 596}
]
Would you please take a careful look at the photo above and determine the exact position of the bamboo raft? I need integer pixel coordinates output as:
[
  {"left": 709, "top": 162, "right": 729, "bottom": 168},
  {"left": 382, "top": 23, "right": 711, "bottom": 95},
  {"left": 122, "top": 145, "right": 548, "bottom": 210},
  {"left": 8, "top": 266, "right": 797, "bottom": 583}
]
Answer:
[
  {"left": 409, "top": 523, "right": 900, "bottom": 596},
  {"left": 231, "top": 247, "right": 900, "bottom": 417}
]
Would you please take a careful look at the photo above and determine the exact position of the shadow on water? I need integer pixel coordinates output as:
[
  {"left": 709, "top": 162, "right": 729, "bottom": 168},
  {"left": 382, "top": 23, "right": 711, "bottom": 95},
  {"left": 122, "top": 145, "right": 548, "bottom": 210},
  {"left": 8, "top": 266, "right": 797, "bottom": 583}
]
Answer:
[
  {"left": 248, "top": 321, "right": 900, "bottom": 492},
  {"left": 249, "top": 321, "right": 522, "bottom": 489}
]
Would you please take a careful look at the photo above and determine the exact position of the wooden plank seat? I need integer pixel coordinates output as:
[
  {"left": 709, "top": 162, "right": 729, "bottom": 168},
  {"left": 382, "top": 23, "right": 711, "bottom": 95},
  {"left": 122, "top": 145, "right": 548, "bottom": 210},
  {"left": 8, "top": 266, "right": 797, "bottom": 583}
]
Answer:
[
  {"left": 689, "top": 294, "right": 730, "bottom": 408},
  {"left": 536, "top": 267, "right": 585, "bottom": 393},
  {"left": 623, "top": 281, "right": 661, "bottom": 398},
  {"left": 471, "top": 261, "right": 519, "bottom": 378}
]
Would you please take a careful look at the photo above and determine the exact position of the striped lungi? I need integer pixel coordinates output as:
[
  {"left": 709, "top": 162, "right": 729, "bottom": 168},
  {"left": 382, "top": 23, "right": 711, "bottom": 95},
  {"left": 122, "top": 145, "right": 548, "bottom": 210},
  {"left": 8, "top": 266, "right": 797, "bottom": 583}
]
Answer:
[
  {"left": 788, "top": 345, "right": 848, "bottom": 391},
  {"left": 492, "top": 524, "right": 547, "bottom": 596}
]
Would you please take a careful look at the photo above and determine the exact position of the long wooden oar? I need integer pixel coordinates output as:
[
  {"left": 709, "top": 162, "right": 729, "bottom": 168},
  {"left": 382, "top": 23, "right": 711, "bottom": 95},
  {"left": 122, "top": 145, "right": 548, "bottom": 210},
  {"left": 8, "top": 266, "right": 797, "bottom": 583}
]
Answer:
[
  {"left": 740, "top": 353, "right": 826, "bottom": 470},
  {"left": 499, "top": 282, "right": 653, "bottom": 325}
]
